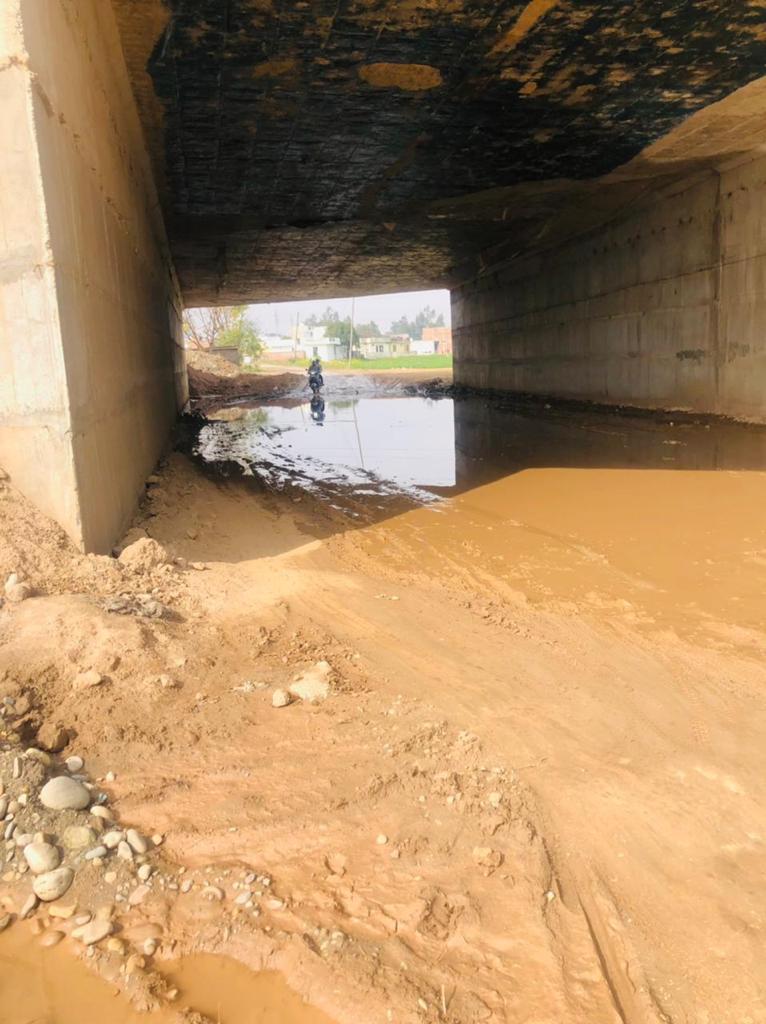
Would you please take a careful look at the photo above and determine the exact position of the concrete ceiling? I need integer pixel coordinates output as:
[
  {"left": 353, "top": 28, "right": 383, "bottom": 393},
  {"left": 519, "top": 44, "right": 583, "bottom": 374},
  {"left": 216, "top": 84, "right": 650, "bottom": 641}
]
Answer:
[{"left": 113, "top": 0, "right": 766, "bottom": 305}]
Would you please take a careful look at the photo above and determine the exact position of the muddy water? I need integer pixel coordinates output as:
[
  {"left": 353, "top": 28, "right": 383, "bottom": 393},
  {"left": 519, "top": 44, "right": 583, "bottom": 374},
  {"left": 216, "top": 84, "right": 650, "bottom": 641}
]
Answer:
[
  {"left": 0, "top": 929, "right": 334, "bottom": 1024},
  {"left": 188, "top": 390, "right": 766, "bottom": 636}
]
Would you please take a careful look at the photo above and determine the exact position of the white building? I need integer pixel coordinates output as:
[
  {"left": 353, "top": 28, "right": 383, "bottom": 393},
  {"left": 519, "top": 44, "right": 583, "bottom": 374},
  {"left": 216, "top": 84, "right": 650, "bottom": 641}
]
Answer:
[{"left": 409, "top": 339, "right": 436, "bottom": 355}]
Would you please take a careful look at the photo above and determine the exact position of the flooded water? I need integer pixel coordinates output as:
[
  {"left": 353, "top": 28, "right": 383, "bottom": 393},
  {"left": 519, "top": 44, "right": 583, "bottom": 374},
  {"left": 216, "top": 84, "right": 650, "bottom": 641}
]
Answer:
[
  {"left": 185, "top": 384, "right": 766, "bottom": 637},
  {"left": 192, "top": 389, "right": 766, "bottom": 498},
  {"left": 0, "top": 929, "right": 335, "bottom": 1024}
]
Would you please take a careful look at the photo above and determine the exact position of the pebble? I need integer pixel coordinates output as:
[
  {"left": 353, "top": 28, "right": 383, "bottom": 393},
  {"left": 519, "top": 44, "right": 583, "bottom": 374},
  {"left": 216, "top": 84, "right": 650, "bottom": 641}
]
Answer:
[
  {"left": 202, "top": 886, "right": 224, "bottom": 902},
  {"left": 39, "top": 777, "right": 91, "bottom": 811},
  {"left": 20, "top": 893, "right": 38, "bottom": 919},
  {"left": 126, "top": 829, "right": 148, "bottom": 854},
  {"left": 14, "top": 833, "right": 33, "bottom": 848},
  {"left": 376, "top": 834, "right": 389, "bottom": 846},
  {"left": 33, "top": 867, "right": 74, "bottom": 901},
  {"left": 180, "top": 880, "right": 193, "bottom": 894},
  {"left": 105, "top": 771, "right": 116, "bottom": 783},
  {"left": 129, "top": 884, "right": 151, "bottom": 906},
  {"left": 0, "top": 796, "right": 8, "bottom": 819},
  {"left": 117, "top": 841, "right": 134, "bottom": 862},
  {"left": 85, "top": 845, "right": 108, "bottom": 861},
  {"left": 39, "top": 930, "right": 65, "bottom": 947},
  {"left": 66, "top": 756, "right": 84, "bottom": 773},
  {"left": 12, "top": 758, "right": 21, "bottom": 780},
  {"left": 102, "top": 830, "right": 125, "bottom": 849},
  {"left": 73, "top": 669, "right": 103, "bottom": 690},
  {"left": 288, "top": 661, "right": 333, "bottom": 703},
  {"left": 143, "top": 938, "right": 157, "bottom": 956},
  {"left": 137, "top": 864, "right": 152, "bottom": 882},
  {"left": 24, "top": 842, "right": 61, "bottom": 874},
  {"left": 106, "top": 937, "right": 125, "bottom": 954},
  {"left": 72, "top": 919, "right": 112, "bottom": 945},
  {"left": 152, "top": 834, "right": 164, "bottom": 846},
  {"left": 24, "top": 748, "right": 52, "bottom": 767},
  {"left": 36, "top": 722, "right": 70, "bottom": 753},
  {"left": 48, "top": 902, "right": 76, "bottom": 919},
  {"left": 125, "top": 954, "right": 145, "bottom": 975},
  {"left": 104, "top": 871, "right": 117, "bottom": 884},
  {"left": 271, "top": 688, "right": 292, "bottom": 708},
  {"left": 234, "top": 891, "right": 251, "bottom": 906},
  {"left": 90, "top": 806, "right": 113, "bottom": 822},
  {"left": 0, "top": 913, "right": 11, "bottom": 932},
  {"left": 62, "top": 826, "right": 96, "bottom": 851},
  {"left": 6, "top": 582, "right": 32, "bottom": 603}
]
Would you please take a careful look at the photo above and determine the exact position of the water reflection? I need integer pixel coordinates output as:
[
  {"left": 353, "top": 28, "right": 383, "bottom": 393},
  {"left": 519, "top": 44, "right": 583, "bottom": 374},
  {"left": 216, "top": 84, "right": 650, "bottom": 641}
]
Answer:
[
  {"left": 200, "top": 397, "right": 456, "bottom": 495},
  {"left": 197, "top": 393, "right": 766, "bottom": 502}
]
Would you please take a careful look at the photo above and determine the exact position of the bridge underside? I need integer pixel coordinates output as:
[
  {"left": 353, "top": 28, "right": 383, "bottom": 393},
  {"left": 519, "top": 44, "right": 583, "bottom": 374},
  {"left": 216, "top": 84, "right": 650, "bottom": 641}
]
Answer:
[{"left": 2, "top": 0, "right": 766, "bottom": 550}]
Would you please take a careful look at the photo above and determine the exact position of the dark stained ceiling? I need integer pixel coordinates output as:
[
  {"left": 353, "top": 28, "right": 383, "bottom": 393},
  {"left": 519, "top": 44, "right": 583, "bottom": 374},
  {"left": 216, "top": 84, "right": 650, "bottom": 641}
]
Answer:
[{"left": 113, "top": 0, "right": 766, "bottom": 304}]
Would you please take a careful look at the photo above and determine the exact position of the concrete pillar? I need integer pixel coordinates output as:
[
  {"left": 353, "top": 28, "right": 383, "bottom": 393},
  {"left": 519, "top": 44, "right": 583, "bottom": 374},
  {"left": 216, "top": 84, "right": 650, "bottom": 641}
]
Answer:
[
  {"left": 0, "top": 0, "right": 186, "bottom": 553},
  {"left": 453, "top": 155, "right": 766, "bottom": 423}
]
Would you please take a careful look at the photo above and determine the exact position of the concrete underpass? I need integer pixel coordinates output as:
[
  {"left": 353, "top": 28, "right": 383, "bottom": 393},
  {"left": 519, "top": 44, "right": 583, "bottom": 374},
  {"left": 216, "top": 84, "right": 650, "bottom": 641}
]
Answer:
[
  {"left": 2, "top": 0, "right": 766, "bottom": 551},
  {"left": 4, "top": 5, "right": 766, "bottom": 1021}
]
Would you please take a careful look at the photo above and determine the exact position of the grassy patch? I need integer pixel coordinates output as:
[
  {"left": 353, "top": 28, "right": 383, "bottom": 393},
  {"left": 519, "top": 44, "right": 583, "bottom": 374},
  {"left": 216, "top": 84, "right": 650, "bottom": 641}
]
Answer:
[{"left": 285, "top": 355, "right": 453, "bottom": 371}]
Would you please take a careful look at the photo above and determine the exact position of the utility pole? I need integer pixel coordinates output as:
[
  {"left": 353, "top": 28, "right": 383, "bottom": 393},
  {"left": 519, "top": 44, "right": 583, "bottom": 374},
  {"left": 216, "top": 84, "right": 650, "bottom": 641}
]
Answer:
[
  {"left": 294, "top": 310, "right": 299, "bottom": 362},
  {"left": 348, "top": 296, "right": 355, "bottom": 367}
]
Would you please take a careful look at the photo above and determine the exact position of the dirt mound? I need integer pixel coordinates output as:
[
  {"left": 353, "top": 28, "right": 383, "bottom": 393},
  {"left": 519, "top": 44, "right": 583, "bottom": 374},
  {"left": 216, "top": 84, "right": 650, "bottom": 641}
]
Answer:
[
  {"left": 185, "top": 348, "right": 242, "bottom": 378},
  {"left": 188, "top": 366, "right": 303, "bottom": 410}
]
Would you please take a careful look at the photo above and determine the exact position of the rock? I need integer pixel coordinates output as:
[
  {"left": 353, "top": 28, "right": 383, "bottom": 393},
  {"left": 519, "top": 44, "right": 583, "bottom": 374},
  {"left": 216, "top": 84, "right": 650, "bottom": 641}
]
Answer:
[
  {"left": 5, "top": 582, "right": 33, "bottom": 603},
  {"left": 0, "top": 796, "right": 8, "bottom": 819},
  {"left": 115, "top": 526, "right": 148, "bottom": 554},
  {"left": 90, "top": 806, "right": 112, "bottom": 822},
  {"left": 0, "top": 913, "right": 11, "bottom": 932},
  {"left": 73, "top": 669, "right": 103, "bottom": 690},
  {"left": 102, "top": 830, "right": 125, "bottom": 849},
  {"left": 72, "top": 919, "right": 112, "bottom": 945},
  {"left": 106, "top": 937, "right": 125, "bottom": 954},
  {"left": 155, "top": 674, "right": 178, "bottom": 689},
  {"left": 36, "top": 723, "right": 69, "bottom": 753},
  {"left": 151, "top": 834, "right": 164, "bottom": 846},
  {"left": 65, "top": 756, "right": 84, "bottom": 773},
  {"left": 325, "top": 852, "right": 347, "bottom": 876},
  {"left": 24, "top": 842, "right": 61, "bottom": 874},
  {"left": 117, "top": 841, "right": 133, "bottom": 862},
  {"left": 271, "top": 688, "right": 292, "bottom": 708},
  {"left": 180, "top": 879, "right": 193, "bottom": 894},
  {"left": 143, "top": 937, "right": 158, "bottom": 956},
  {"left": 40, "top": 777, "right": 90, "bottom": 811},
  {"left": 201, "top": 885, "right": 224, "bottom": 902},
  {"left": 85, "top": 845, "right": 108, "bottom": 861},
  {"left": 126, "top": 829, "right": 148, "bottom": 854},
  {"left": 137, "top": 864, "right": 152, "bottom": 882},
  {"left": 24, "top": 747, "right": 52, "bottom": 767},
  {"left": 14, "top": 833, "right": 33, "bottom": 848},
  {"left": 20, "top": 893, "right": 38, "bottom": 918},
  {"left": 472, "top": 847, "right": 504, "bottom": 874},
  {"left": 118, "top": 538, "right": 169, "bottom": 573},
  {"left": 376, "top": 834, "right": 389, "bottom": 846},
  {"left": 33, "top": 867, "right": 74, "bottom": 901},
  {"left": 62, "top": 826, "right": 96, "bottom": 851},
  {"left": 289, "top": 661, "right": 332, "bottom": 703},
  {"left": 39, "top": 930, "right": 65, "bottom": 947},
  {"left": 128, "top": 884, "right": 151, "bottom": 906},
  {"left": 48, "top": 902, "right": 76, "bottom": 919}
]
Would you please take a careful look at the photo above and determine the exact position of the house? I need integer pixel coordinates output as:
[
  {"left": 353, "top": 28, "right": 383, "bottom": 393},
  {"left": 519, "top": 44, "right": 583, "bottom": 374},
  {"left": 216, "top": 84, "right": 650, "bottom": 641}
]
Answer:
[
  {"left": 310, "top": 340, "right": 348, "bottom": 361},
  {"left": 409, "top": 339, "right": 437, "bottom": 355},
  {"left": 359, "top": 335, "right": 411, "bottom": 359},
  {"left": 261, "top": 333, "right": 303, "bottom": 361},
  {"left": 421, "top": 326, "right": 452, "bottom": 354}
]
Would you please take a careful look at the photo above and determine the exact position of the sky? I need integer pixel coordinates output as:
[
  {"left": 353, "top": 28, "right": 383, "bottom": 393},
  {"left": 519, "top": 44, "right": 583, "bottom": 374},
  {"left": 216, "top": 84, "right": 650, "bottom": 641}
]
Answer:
[{"left": 247, "top": 288, "right": 450, "bottom": 337}]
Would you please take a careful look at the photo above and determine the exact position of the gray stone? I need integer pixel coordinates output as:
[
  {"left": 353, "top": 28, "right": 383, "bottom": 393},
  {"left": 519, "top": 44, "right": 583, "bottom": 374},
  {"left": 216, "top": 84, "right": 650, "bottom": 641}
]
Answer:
[
  {"left": 24, "top": 842, "right": 61, "bottom": 874},
  {"left": 20, "top": 893, "right": 38, "bottom": 919},
  {"left": 102, "top": 830, "right": 125, "bottom": 849},
  {"left": 39, "top": 776, "right": 90, "bottom": 811},
  {"left": 85, "top": 845, "right": 108, "bottom": 861},
  {"left": 65, "top": 756, "right": 84, "bottom": 773},
  {"left": 126, "top": 829, "right": 148, "bottom": 854},
  {"left": 72, "top": 919, "right": 112, "bottom": 945},
  {"left": 33, "top": 867, "right": 74, "bottom": 901}
]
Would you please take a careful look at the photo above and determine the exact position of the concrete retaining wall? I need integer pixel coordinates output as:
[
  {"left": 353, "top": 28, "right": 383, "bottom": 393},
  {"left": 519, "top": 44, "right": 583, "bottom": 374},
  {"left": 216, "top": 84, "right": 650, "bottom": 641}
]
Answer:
[
  {"left": 453, "top": 155, "right": 766, "bottom": 422},
  {"left": 0, "top": 0, "right": 185, "bottom": 552}
]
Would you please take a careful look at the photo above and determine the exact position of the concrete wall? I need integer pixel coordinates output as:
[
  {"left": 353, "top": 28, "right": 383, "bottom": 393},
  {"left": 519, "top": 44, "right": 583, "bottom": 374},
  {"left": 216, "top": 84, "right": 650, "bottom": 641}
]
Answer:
[
  {"left": 453, "top": 155, "right": 766, "bottom": 422},
  {"left": 0, "top": 0, "right": 185, "bottom": 552}
]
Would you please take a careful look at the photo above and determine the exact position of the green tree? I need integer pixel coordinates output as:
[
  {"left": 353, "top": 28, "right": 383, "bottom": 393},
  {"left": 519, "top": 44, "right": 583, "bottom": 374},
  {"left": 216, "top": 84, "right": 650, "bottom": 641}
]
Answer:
[
  {"left": 212, "top": 306, "right": 264, "bottom": 362},
  {"left": 324, "top": 317, "right": 359, "bottom": 349},
  {"left": 389, "top": 306, "right": 445, "bottom": 340}
]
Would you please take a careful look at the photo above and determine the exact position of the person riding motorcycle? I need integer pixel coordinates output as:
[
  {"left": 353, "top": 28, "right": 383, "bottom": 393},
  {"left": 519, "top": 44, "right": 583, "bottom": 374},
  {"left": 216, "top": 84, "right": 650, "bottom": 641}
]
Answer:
[{"left": 308, "top": 358, "right": 324, "bottom": 391}]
